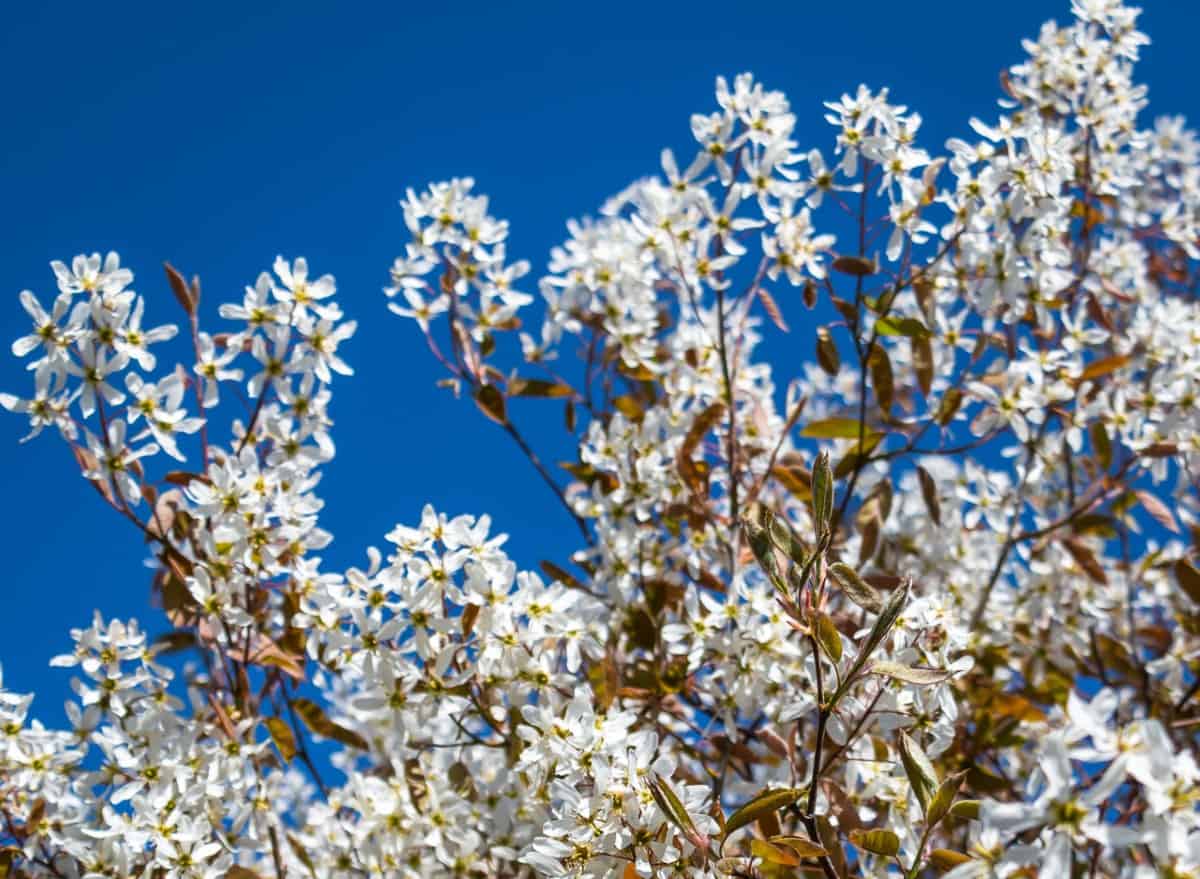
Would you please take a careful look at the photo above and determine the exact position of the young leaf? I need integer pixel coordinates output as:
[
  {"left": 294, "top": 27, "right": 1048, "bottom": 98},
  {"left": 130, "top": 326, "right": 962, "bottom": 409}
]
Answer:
[
  {"left": 927, "top": 771, "right": 966, "bottom": 827},
  {"left": 755, "top": 285, "right": 789, "bottom": 332},
  {"left": 750, "top": 839, "right": 799, "bottom": 867},
  {"left": 163, "top": 262, "right": 197, "bottom": 315},
  {"left": 767, "top": 512, "right": 808, "bottom": 568},
  {"left": 811, "top": 450, "right": 833, "bottom": 536},
  {"left": 1136, "top": 490, "right": 1178, "bottom": 533},
  {"left": 506, "top": 377, "right": 573, "bottom": 398},
  {"left": 264, "top": 716, "right": 298, "bottom": 761},
  {"left": 868, "top": 661, "right": 952, "bottom": 686},
  {"left": 1175, "top": 559, "right": 1200, "bottom": 606},
  {"left": 916, "top": 465, "right": 941, "bottom": 526},
  {"left": 287, "top": 832, "right": 317, "bottom": 877},
  {"left": 828, "top": 562, "right": 883, "bottom": 614},
  {"left": 648, "top": 775, "right": 708, "bottom": 850},
  {"left": 800, "top": 418, "right": 868, "bottom": 439},
  {"left": 815, "top": 816, "right": 850, "bottom": 878},
  {"left": 817, "top": 327, "right": 840, "bottom": 376},
  {"left": 291, "top": 698, "right": 369, "bottom": 751},
  {"left": 898, "top": 731, "right": 939, "bottom": 813},
  {"left": 828, "top": 579, "right": 909, "bottom": 706},
  {"left": 929, "top": 849, "right": 973, "bottom": 872},
  {"left": 935, "top": 388, "right": 963, "bottom": 425},
  {"left": 912, "top": 335, "right": 934, "bottom": 396},
  {"left": 1061, "top": 537, "right": 1108, "bottom": 585},
  {"left": 949, "top": 800, "right": 981, "bottom": 820},
  {"left": 869, "top": 348, "right": 894, "bottom": 413},
  {"left": 678, "top": 402, "right": 725, "bottom": 495},
  {"left": 769, "top": 835, "right": 827, "bottom": 859},
  {"left": 474, "top": 384, "right": 508, "bottom": 425},
  {"left": 874, "top": 316, "right": 930, "bottom": 339},
  {"left": 742, "top": 503, "right": 787, "bottom": 594},
  {"left": 1090, "top": 421, "right": 1112, "bottom": 470},
  {"left": 860, "top": 578, "right": 908, "bottom": 657},
  {"left": 832, "top": 255, "right": 877, "bottom": 276},
  {"left": 722, "top": 787, "right": 807, "bottom": 840},
  {"left": 226, "top": 868, "right": 265, "bottom": 879},
  {"left": 1077, "top": 353, "right": 1131, "bottom": 382},
  {"left": 849, "top": 829, "right": 899, "bottom": 857},
  {"left": 815, "top": 613, "right": 843, "bottom": 663}
]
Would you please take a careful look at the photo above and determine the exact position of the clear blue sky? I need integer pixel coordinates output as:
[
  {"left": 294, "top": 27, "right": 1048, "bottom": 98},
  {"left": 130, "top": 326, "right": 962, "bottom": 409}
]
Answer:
[{"left": 1, "top": 1, "right": 1196, "bottom": 706}]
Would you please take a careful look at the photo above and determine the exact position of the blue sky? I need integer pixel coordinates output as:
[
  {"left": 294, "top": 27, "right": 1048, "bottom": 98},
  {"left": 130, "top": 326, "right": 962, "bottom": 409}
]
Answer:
[{"left": 1, "top": 1, "right": 1196, "bottom": 707}]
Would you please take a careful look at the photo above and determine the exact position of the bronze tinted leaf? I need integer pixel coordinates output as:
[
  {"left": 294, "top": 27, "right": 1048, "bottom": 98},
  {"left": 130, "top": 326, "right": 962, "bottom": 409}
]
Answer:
[
  {"left": 163, "top": 262, "right": 196, "bottom": 315},
  {"left": 832, "top": 255, "right": 877, "bottom": 276},
  {"left": 1175, "top": 559, "right": 1200, "bottom": 605},
  {"left": 291, "top": 698, "right": 369, "bottom": 751},
  {"left": 264, "top": 716, "right": 297, "bottom": 761},
  {"left": 507, "top": 377, "right": 573, "bottom": 398},
  {"left": 474, "top": 384, "right": 508, "bottom": 424},
  {"left": 817, "top": 327, "right": 840, "bottom": 376},
  {"left": 869, "top": 347, "right": 894, "bottom": 413},
  {"left": 916, "top": 465, "right": 941, "bottom": 526}
]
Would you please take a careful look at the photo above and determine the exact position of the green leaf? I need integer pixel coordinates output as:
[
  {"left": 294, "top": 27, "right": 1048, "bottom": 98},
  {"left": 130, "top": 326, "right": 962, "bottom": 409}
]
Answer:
[
  {"left": 506, "top": 377, "right": 574, "bottom": 398},
  {"left": 264, "top": 716, "right": 297, "bottom": 761},
  {"left": 949, "top": 800, "right": 981, "bottom": 820},
  {"left": 1090, "top": 421, "right": 1112, "bottom": 470},
  {"left": 869, "top": 347, "right": 894, "bottom": 413},
  {"left": 751, "top": 839, "right": 799, "bottom": 867},
  {"left": 829, "top": 579, "right": 909, "bottom": 706},
  {"left": 868, "top": 661, "right": 952, "bottom": 686},
  {"left": 811, "top": 450, "right": 833, "bottom": 536},
  {"left": 898, "top": 731, "right": 939, "bottom": 813},
  {"left": 742, "top": 503, "right": 788, "bottom": 595},
  {"left": 849, "top": 829, "right": 900, "bottom": 857},
  {"left": 874, "top": 316, "right": 930, "bottom": 339},
  {"left": 722, "top": 787, "right": 807, "bottom": 841},
  {"left": 828, "top": 562, "right": 883, "bottom": 614},
  {"left": 801, "top": 418, "right": 869, "bottom": 439},
  {"left": 861, "top": 579, "right": 908, "bottom": 659},
  {"left": 648, "top": 774, "right": 701, "bottom": 844},
  {"left": 927, "top": 771, "right": 967, "bottom": 827},
  {"left": 929, "top": 849, "right": 973, "bottom": 872},
  {"left": 815, "top": 613, "right": 843, "bottom": 663},
  {"left": 768, "top": 514, "right": 808, "bottom": 568},
  {"left": 768, "top": 835, "right": 828, "bottom": 860}
]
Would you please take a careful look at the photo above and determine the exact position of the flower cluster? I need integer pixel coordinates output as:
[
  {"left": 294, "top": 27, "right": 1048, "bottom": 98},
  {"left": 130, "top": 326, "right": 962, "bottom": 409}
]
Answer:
[{"left": 4, "top": 1, "right": 1200, "bottom": 878}]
